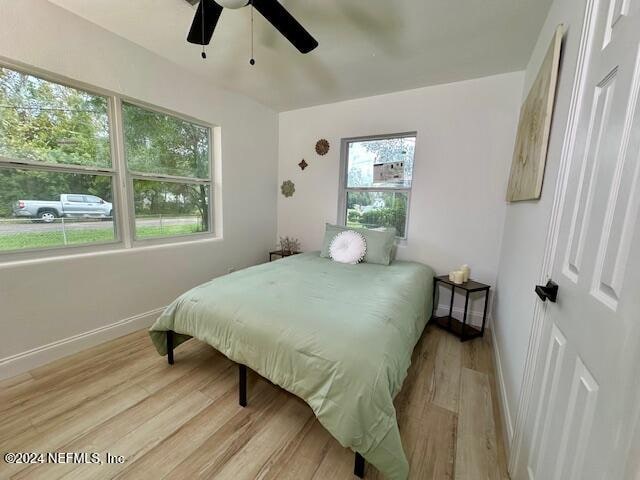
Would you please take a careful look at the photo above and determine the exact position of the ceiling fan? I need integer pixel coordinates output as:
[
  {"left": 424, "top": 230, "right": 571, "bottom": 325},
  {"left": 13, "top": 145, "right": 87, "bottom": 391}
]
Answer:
[{"left": 186, "top": 0, "right": 318, "bottom": 57}]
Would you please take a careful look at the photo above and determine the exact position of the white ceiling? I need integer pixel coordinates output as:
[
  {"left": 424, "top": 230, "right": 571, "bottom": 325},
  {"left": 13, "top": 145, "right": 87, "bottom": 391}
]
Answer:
[{"left": 49, "top": 0, "right": 552, "bottom": 111}]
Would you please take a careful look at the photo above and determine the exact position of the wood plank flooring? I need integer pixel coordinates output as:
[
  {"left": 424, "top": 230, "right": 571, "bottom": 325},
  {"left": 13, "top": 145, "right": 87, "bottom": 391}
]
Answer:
[{"left": 0, "top": 324, "right": 510, "bottom": 479}]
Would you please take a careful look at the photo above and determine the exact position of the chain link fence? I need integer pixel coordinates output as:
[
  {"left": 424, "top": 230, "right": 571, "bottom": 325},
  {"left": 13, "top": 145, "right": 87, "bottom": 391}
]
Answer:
[{"left": 0, "top": 215, "right": 204, "bottom": 252}]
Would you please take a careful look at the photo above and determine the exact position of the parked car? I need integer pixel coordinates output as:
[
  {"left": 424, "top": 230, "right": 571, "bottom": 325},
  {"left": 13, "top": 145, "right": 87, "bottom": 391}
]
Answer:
[{"left": 12, "top": 194, "right": 113, "bottom": 222}]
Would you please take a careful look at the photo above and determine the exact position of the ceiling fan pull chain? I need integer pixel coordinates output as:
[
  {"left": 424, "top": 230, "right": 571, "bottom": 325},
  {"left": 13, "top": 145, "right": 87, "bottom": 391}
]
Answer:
[
  {"left": 201, "top": 0, "right": 207, "bottom": 59},
  {"left": 249, "top": 2, "right": 255, "bottom": 65}
]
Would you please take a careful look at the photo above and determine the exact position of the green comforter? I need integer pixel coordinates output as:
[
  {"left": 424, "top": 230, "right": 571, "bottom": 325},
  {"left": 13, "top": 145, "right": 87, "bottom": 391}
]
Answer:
[{"left": 149, "top": 252, "right": 433, "bottom": 479}]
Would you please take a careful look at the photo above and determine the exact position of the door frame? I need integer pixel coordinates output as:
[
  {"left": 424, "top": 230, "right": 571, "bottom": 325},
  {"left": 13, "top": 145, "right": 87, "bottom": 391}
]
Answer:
[{"left": 508, "top": 0, "right": 600, "bottom": 473}]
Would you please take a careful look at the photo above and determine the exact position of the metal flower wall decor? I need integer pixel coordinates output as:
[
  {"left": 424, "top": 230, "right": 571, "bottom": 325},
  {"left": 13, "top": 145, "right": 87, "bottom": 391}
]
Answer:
[{"left": 281, "top": 180, "right": 295, "bottom": 197}]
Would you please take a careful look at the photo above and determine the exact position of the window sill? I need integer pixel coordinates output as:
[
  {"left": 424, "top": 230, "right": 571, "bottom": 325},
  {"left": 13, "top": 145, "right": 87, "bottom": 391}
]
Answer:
[
  {"left": 0, "top": 233, "right": 223, "bottom": 269},
  {"left": 395, "top": 237, "right": 408, "bottom": 248}
]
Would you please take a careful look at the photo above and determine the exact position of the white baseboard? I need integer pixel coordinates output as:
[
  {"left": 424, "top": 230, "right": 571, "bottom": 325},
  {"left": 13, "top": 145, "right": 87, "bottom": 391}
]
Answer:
[
  {"left": 491, "top": 324, "right": 514, "bottom": 450},
  {"left": 0, "top": 306, "right": 165, "bottom": 381},
  {"left": 435, "top": 304, "right": 486, "bottom": 328}
]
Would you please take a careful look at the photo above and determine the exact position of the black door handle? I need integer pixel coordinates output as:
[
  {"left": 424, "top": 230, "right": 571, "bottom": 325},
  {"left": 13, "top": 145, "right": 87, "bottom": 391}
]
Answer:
[{"left": 535, "top": 280, "right": 558, "bottom": 303}]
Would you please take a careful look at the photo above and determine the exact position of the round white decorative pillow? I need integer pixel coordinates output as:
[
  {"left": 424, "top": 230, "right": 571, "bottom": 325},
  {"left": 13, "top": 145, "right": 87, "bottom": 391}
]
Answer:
[{"left": 329, "top": 231, "right": 367, "bottom": 264}]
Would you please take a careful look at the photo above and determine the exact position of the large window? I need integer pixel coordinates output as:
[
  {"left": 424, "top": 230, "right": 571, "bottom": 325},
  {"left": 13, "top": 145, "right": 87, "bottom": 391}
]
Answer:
[
  {"left": 339, "top": 133, "right": 416, "bottom": 238},
  {"left": 0, "top": 67, "right": 117, "bottom": 252},
  {"left": 123, "top": 103, "right": 211, "bottom": 239},
  {"left": 0, "top": 65, "right": 213, "bottom": 255}
]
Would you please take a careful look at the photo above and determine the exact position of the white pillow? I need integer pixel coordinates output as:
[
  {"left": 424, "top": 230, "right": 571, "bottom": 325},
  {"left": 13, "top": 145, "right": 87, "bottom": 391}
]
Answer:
[{"left": 329, "top": 231, "right": 367, "bottom": 264}]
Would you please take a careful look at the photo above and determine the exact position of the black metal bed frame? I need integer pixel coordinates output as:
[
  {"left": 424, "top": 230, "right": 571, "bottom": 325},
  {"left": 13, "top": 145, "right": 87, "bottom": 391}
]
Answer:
[{"left": 166, "top": 330, "right": 365, "bottom": 478}]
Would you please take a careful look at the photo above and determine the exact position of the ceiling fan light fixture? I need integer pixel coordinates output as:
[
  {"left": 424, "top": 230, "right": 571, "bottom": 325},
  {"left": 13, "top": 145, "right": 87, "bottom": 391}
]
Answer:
[
  {"left": 187, "top": 0, "right": 318, "bottom": 55},
  {"left": 217, "top": 0, "right": 249, "bottom": 9}
]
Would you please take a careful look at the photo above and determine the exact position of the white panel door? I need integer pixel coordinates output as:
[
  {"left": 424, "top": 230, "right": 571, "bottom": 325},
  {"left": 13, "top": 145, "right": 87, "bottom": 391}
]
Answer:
[{"left": 517, "top": 0, "right": 640, "bottom": 479}]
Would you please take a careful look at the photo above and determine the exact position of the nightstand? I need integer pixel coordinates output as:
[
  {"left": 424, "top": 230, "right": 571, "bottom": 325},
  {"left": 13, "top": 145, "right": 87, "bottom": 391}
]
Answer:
[
  {"left": 269, "top": 250, "right": 300, "bottom": 262},
  {"left": 431, "top": 275, "right": 490, "bottom": 341}
]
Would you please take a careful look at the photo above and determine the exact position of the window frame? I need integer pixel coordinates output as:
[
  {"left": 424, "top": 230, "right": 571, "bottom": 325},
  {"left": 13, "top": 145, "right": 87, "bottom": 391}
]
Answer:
[
  {"left": 338, "top": 132, "right": 417, "bottom": 240},
  {"left": 0, "top": 60, "right": 217, "bottom": 260},
  {"left": 118, "top": 98, "right": 215, "bottom": 246}
]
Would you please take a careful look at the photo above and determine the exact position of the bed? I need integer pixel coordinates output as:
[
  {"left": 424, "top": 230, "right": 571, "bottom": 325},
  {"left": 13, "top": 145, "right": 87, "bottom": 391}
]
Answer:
[{"left": 149, "top": 251, "right": 434, "bottom": 479}]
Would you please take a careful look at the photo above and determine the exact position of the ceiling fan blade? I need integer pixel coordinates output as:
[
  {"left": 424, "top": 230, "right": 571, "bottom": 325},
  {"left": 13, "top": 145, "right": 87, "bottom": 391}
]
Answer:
[
  {"left": 187, "top": 0, "right": 224, "bottom": 45},
  {"left": 251, "top": 0, "right": 318, "bottom": 53}
]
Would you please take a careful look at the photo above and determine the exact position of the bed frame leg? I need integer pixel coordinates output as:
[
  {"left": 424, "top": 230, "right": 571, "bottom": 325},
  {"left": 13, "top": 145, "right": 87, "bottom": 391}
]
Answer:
[
  {"left": 239, "top": 364, "right": 247, "bottom": 407},
  {"left": 354, "top": 452, "right": 365, "bottom": 478},
  {"left": 166, "top": 330, "right": 174, "bottom": 365}
]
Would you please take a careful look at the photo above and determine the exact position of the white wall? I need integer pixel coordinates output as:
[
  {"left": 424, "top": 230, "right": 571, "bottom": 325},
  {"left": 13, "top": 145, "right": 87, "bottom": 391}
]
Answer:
[
  {"left": 0, "top": 0, "right": 278, "bottom": 378},
  {"left": 492, "top": 0, "right": 592, "bottom": 445},
  {"left": 278, "top": 72, "right": 524, "bottom": 318}
]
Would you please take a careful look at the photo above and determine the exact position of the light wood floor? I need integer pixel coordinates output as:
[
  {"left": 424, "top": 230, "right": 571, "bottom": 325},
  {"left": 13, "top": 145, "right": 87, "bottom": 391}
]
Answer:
[{"left": 0, "top": 324, "right": 509, "bottom": 479}]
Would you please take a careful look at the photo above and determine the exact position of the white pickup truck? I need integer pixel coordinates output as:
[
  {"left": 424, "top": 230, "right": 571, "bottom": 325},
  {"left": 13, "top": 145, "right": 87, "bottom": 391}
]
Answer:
[{"left": 12, "top": 194, "right": 113, "bottom": 222}]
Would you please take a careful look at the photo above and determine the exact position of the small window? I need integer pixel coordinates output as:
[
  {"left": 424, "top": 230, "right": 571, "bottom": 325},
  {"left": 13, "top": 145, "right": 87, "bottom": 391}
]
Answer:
[
  {"left": 66, "top": 195, "right": 86, "bottom": 203},
  {"left": 339, "top": 133, "right": 416, "bottom": 238},
  {"left": 122, "top": 103, "right": 212, "bottom": 240}
]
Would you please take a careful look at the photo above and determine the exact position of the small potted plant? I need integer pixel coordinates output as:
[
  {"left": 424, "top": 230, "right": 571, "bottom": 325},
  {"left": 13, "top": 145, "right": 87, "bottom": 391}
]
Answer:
[{"left": 279, "top": 236, "right": 300, "bottom": 255}]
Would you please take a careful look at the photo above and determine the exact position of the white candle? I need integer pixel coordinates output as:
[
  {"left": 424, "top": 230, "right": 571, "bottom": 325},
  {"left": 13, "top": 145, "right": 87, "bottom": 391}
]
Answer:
[
  {"left": 453, "top": 270, "right": 464, "bottom": 284},
  {"left": 461, "top": 264, "right": 470, "bottom": 282},
  {"left": 449, "top": 271, "right": 456, "bottom": 281}
]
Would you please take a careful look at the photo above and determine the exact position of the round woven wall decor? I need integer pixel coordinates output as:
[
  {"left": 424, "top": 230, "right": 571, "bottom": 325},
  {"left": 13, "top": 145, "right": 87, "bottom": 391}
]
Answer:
[{"left": 315, "top": 139, "right": 330, "bottom": 156}]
